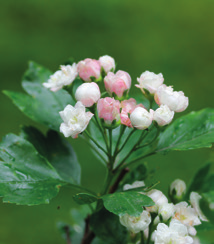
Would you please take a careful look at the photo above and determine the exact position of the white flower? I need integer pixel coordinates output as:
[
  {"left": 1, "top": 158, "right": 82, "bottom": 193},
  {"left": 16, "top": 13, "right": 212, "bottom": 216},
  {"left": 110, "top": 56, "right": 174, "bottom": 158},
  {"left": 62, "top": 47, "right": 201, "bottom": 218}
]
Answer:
[
  {"left": 59, "top": 102, "right": 93, "bottom": 138},
  {"left": 99, "top": 55, "right": 115, "bottom": 73},
  {"left": 154, "top": 219, "right": 193, "bottom": 244},
  {"left": 173, "top": 202, "right": 201, "bottom": 235},
  {"left": 130, "top": 107, "right": 153, "bottom": 130},
  {"left": 170, "top": 179, "right": 187, "bottom": 198},
  {"left": 43, "top": 63, "right": 78, "bottom": 92},
  {"left": 75, "top": 82, "right": 101, "bottom": 107},
  {"left": 136, "top": 71, "right": 164, "bottom": 94},
  {"left": 123, "top": 181, "right": 145, "bottom": 191},
  {"left": 190, "top": 192, "right": 208, "bottom": 222},
  {"left": 154, "top": 84, "right": 189, "bottom": 112},
  {"left": 146, "top": 189, "right": 168, "bottom": 213},
  {"left": 119, "top": 211, "right": 151, "bottom": 233},
  {"left": 153, "top": 105, "right": 174, "bottom": 126},
  {"left": 158, "top": 203, "right": 175, "bottom": 221}
]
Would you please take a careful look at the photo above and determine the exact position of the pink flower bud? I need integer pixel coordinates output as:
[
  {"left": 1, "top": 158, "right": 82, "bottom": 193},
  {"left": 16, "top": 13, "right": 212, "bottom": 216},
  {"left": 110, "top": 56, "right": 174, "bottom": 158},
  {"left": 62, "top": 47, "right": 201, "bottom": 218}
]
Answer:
[
  {"left": 153, "top": 105, "right": 174, "bottom": 126},
  {"left": 75, "top": 82, "right": 101, "bottom": 107},
  {"left": 104, "top": 70, "right": 131, "bottom": 98},
  {"left": 99, "top": 55, "right": 115, "bottom": 73},
  {"left": 77, "top": 58, "right": 101, "bottom": 82},
  {"left": 130, "top": 107, "right": 153, "bottom": 130},
  {"left": 97, "top": 97, "right": 120, "bottom": 125},
  {"left": 120, "top": 98, "right": 144, "bottom": 127},
  {"left": 136, "top": 71, "right": 164, "bottom": 94},
  {"left": 154, "top": 85, "right": 189, "bottom": 112}
]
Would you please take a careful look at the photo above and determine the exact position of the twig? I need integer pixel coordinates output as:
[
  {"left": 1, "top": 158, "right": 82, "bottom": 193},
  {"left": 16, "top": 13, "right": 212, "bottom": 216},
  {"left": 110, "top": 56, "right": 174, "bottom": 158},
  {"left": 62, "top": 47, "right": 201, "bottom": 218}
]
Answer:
[
  {"left": 81, "top": 215, "right": 95, "bottom": 244},
  {"left": 64, "top": 225, "right": 71, "bottom": 244},
  {"left": 109, "top": 167, "right": 130, "bottom": 193}
]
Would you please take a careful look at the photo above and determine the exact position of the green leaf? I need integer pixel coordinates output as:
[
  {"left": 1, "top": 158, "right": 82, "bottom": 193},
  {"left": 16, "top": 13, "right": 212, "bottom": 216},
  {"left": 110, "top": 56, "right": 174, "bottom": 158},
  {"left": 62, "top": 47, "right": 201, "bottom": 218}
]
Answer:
[
  {"left": 0, "top": 133, "right": 65, "bottom": 205},
  {"left": 90, "top": 207, "right": 128, "bottom": 244},
  {"left": 102, "top": 191, "right": 154, "bottom": 217},
  {"left": 73, "top": 193, "right": 99, "bottom": 205},
  {"left": 186, "top": 162, "right": 211, "bottom": 197},
  {"left": 200, "top": 192, "right": 214, "bottom": 225},
  {"left": 156, "top": 108, "right": 214, "bottom": 153},
  {"left": 20, "top": 126, "right": 81, "bottom": 184},
  {"left": 4, "top": 61, "right": 74, "bottom": 131}
]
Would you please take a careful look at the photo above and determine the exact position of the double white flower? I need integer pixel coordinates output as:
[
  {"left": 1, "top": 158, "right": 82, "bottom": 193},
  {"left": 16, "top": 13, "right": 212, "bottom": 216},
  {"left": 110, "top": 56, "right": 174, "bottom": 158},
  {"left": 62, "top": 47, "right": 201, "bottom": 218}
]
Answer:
[
  {"left": 43, "top": 64, "right": 78, "bottom": 92},
  {"left": 154, "top": 219, "right": 193, "bottom": 244},
  {"left": 59, "top": 102, "right": 93, "bottom": 138}
]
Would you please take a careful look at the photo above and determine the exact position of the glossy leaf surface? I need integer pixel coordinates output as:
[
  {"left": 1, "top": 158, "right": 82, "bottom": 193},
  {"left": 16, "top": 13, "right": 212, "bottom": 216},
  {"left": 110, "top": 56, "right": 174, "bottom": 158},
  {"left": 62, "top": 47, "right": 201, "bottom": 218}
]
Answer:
[
  {"left": 0, "top": 133, "right": 66, "bottom": 205},
  {"left": 20, "top": 126, "right": 81, "bottom": 184},
  {"left": 102, "top": 191, "right": 154, "bottom": 217},
  {"left": 157, "top": 108, "right": 214, "bottom": 153},
  {"left": 4, "top": 62, "right": 74, "bottom": 131}
]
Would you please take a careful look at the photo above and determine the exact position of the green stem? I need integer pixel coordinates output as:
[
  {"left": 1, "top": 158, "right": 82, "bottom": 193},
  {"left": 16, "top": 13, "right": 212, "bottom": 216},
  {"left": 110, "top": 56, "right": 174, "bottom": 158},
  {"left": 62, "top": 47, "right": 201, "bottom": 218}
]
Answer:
[
  {"left": 94, "top": 113, "right": 110, "bottom": 152},
  {"left": 113, "top": 125, "right": 126, "bottom": 158},
  {"left": 101, "top": 169, "right": 115, "bottom": 195},
  {"left": 81, "top": 135, "right": 107, "bottom": 164},
  {"left": 84, "top": 130, "right": 108, "bottom": 155},
  {"left": 108, "top": 128, "right": 113, "bottom": 163},
  {"left": 113, "top": 130, "right": 147, "bottom": 173},
  {"left": 147, "top": 214, "right": 155, "bottom": 244},
  {"left": 117, "top": 129, "right": 136, "bottom": 155},
  {"left": 140, "top": 231, "right": 145, "bottom": 244}
]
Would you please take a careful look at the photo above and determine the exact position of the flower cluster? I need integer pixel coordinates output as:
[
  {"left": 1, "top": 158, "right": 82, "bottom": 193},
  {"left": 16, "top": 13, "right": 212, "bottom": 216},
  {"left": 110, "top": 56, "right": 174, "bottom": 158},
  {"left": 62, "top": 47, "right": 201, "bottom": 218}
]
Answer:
[
  {"left": 43, "top": 55, "right": 189, "bottom": 138},
  {"left": 120, "top": 179, "right": 208, "bottom": 244}
]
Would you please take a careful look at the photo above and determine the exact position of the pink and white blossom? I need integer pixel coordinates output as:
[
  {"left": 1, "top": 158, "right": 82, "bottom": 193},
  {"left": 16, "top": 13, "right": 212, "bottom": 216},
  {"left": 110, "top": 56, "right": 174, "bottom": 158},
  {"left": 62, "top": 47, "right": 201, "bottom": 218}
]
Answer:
[
  {"left": 119, "top": 211, "right": 151, "bottom": 233},
  {"left": 154, "top": 219, "right": 193, "bottom": 244},
  {"left": 153, "top": 104, "right": 174, "bottom": 126},
  {"left": 136, "top": 71, "right": 164, "bottom": 94},
  {"left": 99, "top": 55, "right": 115, "bottom": 73},
  {"left": 75, "top": 82, "right": 101, "bottom": 107},
  {"left": 130, "top": 107, "right": 153, "bottom": 130},
  {"left": 155, "top": 84, "right": 189, "bottom": 112},
  {"left": 43, "top": 63, "right": 78, "bottom": 91},
  {"left": 120, "top": 98, "right": 144, "bottom": 127},
  {"left": 77, "top": 58, "right": 101, "bottom": 82},
  {"left": 59, "top": 102, "right": 93, "bottom": 138},
  {"left": 104, "top": 70, "right": 131, "bottom": 98},
  {"left": 97, "top": 97, "right": 120, "bottom": 125}
]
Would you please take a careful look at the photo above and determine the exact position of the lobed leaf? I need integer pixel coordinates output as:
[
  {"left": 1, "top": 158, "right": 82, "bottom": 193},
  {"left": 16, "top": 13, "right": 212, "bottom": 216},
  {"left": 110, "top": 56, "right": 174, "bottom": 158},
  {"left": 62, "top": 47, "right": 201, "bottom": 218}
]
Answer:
[
  {"left": 102, "top": 191, "right": 154, "bottom": 217},
  {"left": 156, "top": 108, "right": 214, "bottom": 153},
  {"left": 20, "top": 126, "right": 81, "bottom": 184},
  {"left": 0, "top": 132, "right": 81, "bottom": 205},
  {"left": 4, "top": 61, "right": 74, "bottom": 131}
]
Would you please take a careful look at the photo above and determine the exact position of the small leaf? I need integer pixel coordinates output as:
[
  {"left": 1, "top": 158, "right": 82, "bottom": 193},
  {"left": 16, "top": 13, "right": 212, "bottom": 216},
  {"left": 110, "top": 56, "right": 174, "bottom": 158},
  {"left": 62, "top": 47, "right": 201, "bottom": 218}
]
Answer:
[
  {"left": 73, "top": 193, "right": 99, "bottom": 205},
  {"left": 102, "top": 191, "right": 154, "bottom": 217},
  {"left": 20, "top": 126, "right": 81, "bottom": 184},
  {"left": 156, "top": 108, "right": 214, "bottom": 153},
  {"left": 4, "top": 61, "right": 74, "bottom": 131},
  {"left": 90, "top": 207, "right": 128, "bottom": 244}
]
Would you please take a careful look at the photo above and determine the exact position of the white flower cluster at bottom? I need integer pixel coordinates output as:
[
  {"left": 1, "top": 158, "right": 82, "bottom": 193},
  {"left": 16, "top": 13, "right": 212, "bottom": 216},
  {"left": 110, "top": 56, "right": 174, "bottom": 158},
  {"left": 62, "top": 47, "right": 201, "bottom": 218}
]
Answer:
[{"left": 119, "top": 180, "right": 208, "bottom": 244}]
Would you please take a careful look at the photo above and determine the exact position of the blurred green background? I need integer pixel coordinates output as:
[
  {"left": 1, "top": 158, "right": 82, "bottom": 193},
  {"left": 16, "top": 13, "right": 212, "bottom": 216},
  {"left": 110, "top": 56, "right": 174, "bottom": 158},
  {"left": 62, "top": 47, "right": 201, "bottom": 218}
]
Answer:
[{"left": 1, "top": 0, "right": 214, "bottom": 243}]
